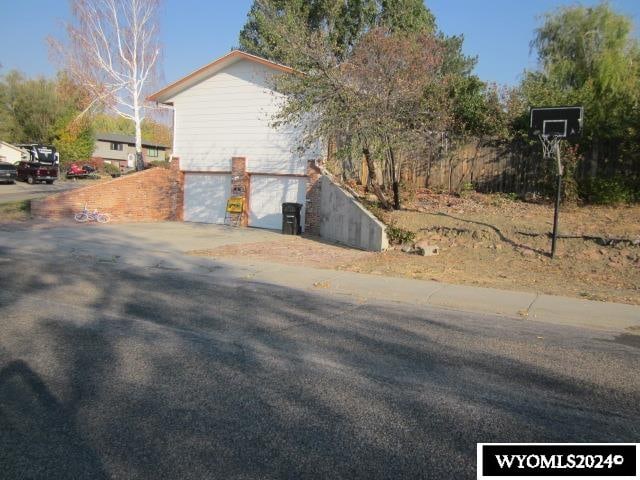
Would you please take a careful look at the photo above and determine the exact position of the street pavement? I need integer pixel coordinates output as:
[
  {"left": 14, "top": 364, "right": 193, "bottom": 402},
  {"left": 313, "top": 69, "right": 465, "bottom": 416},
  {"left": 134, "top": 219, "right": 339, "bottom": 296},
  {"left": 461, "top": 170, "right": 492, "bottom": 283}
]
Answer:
[
  {"left": 0, "top": 223, "right": 638, "bottom": 479},
  {"left": 0, "top": 179, "right": 85, "bottom": 203}
]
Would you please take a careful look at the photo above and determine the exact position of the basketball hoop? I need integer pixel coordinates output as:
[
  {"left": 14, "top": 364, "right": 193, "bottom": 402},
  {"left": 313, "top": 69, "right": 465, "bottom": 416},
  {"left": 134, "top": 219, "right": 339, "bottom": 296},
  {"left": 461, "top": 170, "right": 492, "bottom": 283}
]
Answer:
[{"left": 530, "top": 106, "right": 584, "bottom": 259}]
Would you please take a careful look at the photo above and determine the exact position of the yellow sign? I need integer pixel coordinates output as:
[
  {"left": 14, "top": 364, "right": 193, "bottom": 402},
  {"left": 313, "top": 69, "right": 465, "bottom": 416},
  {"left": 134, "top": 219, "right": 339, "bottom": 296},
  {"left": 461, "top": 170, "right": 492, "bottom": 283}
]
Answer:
[{"left": 226, "top": 196, "right": 244, "bottom": 214}]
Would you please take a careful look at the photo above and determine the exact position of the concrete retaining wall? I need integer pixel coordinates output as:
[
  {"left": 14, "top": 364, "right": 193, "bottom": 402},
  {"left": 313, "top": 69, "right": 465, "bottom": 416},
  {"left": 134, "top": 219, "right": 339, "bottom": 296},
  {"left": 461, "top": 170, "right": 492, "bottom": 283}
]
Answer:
[{"left": 318, "top": 176, "right": 388, "bottom": 251}]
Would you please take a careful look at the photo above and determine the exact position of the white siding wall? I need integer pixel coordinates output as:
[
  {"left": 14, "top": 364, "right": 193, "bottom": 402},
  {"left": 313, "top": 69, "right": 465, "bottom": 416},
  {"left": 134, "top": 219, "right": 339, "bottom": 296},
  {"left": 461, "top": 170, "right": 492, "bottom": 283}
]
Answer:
[
  {"left": 170, "top": 59, "right": 321, "bottom": 174},
  {"left": 0, "top": 143, "right": 22, "bottom": 164}
]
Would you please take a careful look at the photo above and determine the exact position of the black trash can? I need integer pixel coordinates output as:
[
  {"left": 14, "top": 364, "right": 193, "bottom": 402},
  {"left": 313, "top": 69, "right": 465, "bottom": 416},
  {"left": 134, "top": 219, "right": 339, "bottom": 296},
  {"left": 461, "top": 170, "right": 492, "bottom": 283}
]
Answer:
[{"left": 282, "top": 202, "right": 302, "bottom": 235}]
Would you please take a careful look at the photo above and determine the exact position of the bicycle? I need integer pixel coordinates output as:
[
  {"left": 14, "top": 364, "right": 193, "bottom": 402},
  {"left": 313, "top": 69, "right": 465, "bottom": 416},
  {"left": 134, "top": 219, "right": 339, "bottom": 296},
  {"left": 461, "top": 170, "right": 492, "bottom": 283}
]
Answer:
[{"left": 74, "top": 204, "right": 111, "bottom": 223}]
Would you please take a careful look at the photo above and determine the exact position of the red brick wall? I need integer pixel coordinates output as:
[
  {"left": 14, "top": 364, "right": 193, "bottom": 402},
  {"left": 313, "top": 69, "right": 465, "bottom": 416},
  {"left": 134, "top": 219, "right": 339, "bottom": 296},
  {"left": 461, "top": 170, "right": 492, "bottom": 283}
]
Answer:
[
  {"left": 231, "top": 156, "right": 249, "bottom": 226},
  {"left": 31, "top": 158, "right": 184, "bottom": 222},
  {"left": 305, "top": 160, "right": 322, "bottom": 234}
]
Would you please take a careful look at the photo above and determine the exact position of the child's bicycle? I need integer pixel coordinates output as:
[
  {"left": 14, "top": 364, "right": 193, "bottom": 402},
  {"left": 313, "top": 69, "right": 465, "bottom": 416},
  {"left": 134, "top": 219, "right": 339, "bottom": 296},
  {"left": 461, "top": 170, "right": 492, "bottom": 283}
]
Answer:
[{"left": 74, "top": 204, "right": 110, "bottom": 223}]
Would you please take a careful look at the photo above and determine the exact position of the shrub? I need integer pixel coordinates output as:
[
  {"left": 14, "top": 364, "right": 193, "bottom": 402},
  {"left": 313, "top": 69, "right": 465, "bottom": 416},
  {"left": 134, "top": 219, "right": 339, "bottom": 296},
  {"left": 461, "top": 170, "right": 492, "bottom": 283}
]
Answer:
[
  {"left": 102, "top": 163, "right": 120, "bottom": 175},
  {"left": 459, "top": 181, "right": 475, "bottom": 196},
  {"left": 561, "top": 145, "right": 580, "bottom": 204},
  {"left": 580, "top": 176, "right": 638, "bottom": 204},
  {"left": 148, "top": 159, "right": 170, "bottom": 169},
  {"left": 386, "top": 223, "right": 416, "bottom": 245}
]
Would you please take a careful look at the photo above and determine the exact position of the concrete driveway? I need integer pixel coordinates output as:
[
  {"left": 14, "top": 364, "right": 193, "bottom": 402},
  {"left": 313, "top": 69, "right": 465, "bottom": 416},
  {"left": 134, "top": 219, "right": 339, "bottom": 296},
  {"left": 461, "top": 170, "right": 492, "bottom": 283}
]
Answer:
[
  {"left": 0, "top": 179, "right": 88, "bottom": 203},
  {"left": 0, "top": 222, "right": 639, "bottom": 478}
]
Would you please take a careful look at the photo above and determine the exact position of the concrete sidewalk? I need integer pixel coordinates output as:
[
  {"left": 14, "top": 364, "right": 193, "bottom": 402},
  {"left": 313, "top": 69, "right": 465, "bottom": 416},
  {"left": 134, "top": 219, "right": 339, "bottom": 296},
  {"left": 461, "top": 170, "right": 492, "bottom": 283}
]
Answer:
[
  {"left": 181, "top": 257, "right": 640, "bottom": 333},
  {"left": 1, "top": 221, "right": 638, "bottom": 333}
]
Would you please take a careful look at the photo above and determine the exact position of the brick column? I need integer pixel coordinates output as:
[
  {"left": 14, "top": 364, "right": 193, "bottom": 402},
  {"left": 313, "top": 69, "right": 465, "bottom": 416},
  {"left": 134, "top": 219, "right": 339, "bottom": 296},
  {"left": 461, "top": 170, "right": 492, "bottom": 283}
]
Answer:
[
  {"left": 170, "top": 157, "right": 184, "bottom": 221},
  {"left": 305, "top": 159, "right": 323, "bottom": 235},
  {"left": 231, "top": 156, "right": 249, "bottom": 226}
]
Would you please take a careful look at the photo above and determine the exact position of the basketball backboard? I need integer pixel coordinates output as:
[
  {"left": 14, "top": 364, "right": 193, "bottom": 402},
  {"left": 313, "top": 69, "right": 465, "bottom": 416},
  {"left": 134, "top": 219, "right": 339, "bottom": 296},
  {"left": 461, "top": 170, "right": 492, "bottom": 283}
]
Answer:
[{"left": 529, "top": 106, "right": 583, "bottom": 140}]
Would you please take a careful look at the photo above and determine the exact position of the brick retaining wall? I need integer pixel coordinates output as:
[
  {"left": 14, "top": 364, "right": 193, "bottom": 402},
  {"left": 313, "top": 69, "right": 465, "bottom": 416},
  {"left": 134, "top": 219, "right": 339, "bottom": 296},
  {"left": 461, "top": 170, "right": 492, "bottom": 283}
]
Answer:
[
  {"left": 31, "top": 158, "right": 184, "bottom": 222},
  {"left": 305, "top": 160, "right": 322, "bottom": 234}
]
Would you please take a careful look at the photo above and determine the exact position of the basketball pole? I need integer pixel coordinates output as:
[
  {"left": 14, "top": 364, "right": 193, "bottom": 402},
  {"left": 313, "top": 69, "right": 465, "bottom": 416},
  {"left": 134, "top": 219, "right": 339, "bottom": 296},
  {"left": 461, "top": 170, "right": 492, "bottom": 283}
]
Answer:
[{"left": 551, "top": 140, "right": 563, "bottom": 259}]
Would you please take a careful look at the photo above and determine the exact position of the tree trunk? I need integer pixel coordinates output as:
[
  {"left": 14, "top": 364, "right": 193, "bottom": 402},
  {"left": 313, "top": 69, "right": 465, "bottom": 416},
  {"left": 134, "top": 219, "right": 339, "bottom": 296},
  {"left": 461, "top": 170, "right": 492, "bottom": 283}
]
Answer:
[
  {"left": 363, "top": 146, "right": 391, "bottom": 209},
  {"left": 134, "top": 103, "right": 144, "bottom": 171},
  {"left": 387, "top": 144, "right": 400, "bottom": 209}
]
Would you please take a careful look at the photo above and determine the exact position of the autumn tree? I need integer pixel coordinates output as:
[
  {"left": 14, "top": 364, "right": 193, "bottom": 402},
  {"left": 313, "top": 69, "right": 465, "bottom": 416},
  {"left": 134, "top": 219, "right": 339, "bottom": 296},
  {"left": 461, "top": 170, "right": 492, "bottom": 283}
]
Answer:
[
  {"left": 52, "top": 74, "right": 95, "bottom": 166},
  {"left": 0, "top": 70, "right": 95, "bottom": 165},
  {"left": 270, "top": 23, "right": 452, "bottom": 209},
  {"left": 240, "top": 0, "right": 497, "bottom": 199},
  {"left": 52, "top": 0, "right": 162, "bottom": 170}
]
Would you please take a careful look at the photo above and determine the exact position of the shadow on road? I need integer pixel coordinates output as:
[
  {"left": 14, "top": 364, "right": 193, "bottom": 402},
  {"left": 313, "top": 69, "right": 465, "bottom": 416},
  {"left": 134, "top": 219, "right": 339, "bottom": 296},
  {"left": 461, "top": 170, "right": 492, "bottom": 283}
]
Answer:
[
  {"left": 0, "top": 225, "right": 638, "bottom": 478},
  {"left": 0, "top": 360, "right": 108, "bottom": 479}
]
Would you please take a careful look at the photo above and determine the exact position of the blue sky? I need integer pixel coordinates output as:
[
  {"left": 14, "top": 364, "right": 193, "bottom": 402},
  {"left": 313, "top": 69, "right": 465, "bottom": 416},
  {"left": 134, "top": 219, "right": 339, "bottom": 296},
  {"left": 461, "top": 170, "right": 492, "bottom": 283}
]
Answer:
[{"left": 1, "top": 0, "right": 639, "bottom": 87}]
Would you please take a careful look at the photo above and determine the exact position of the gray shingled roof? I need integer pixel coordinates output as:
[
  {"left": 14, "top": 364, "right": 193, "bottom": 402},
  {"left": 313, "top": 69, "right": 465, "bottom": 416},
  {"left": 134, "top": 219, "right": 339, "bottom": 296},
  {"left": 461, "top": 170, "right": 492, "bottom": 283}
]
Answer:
[{"left": 96, "top": 132, "right": 169, "bottom": 149}]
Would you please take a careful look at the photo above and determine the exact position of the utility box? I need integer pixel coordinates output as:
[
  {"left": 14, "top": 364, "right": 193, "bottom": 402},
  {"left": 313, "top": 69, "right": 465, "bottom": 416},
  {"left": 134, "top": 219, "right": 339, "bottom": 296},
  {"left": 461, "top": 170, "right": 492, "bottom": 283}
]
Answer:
[{"left": 282, "top": 202, "right": 302, "bottom": 235}]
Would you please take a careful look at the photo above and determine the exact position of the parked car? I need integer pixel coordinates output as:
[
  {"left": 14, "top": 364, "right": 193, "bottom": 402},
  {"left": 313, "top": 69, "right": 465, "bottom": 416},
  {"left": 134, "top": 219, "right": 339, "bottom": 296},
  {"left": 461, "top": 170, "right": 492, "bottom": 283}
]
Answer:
[
  {"left": 66, "top": 163, "right": 99, "bottom": 179},
  {"left": 0, "top": 161, "right": 17, "bottom": 184},
  {"left": 16, "top": 161, "right": 58, "bottom": 184}
]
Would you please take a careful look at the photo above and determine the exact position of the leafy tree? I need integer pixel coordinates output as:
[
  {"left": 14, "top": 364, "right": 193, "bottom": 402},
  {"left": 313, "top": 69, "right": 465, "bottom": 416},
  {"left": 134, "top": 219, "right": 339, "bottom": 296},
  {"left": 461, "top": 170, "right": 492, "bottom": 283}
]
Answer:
[
  {"left": 54, "top": 112, "right": 95, "bottom": 167},
  {"left": 239, "top": 0, "right": 435, "bottom": 66},
  {"left": 270, "top": 22, "right": 452, "bottom": 209},
  {"left": 0, "top": 71, "right": 61, "bottom": 143},
  {"left": 513, "top": 2, "right": 640, "bottom": 202},
  {"left": 523, "top": 2, "right": 640, "bottom": 141}
]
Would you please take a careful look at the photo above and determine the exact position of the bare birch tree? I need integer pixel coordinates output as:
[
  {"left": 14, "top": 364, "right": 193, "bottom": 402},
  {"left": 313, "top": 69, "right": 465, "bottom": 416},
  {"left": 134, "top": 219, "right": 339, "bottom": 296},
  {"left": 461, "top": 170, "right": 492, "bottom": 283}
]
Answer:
[{"left": 52, "top": 0, "right": 161, "bottom": 170}]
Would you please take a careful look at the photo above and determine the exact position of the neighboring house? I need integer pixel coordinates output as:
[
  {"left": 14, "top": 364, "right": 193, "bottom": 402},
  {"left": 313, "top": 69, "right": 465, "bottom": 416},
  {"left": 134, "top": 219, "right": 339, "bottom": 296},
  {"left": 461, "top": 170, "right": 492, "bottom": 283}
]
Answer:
[
  {"left": 0, "top": 141, "right": 24, "bottom": 164},
  {"left": 93, "top": 133, "right": 170, "bottom": 171},
  {"left": 148, "top": 50, "right": 324, "bottom": 231}
]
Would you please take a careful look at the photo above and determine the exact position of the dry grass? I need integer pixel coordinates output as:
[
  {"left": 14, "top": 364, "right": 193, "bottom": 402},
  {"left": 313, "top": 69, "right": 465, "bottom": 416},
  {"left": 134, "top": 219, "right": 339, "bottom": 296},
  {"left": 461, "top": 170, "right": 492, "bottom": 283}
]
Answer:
[
  {"left": 0, "top": 200, "right": 31, "bottom": 222},
  {"left": 191, "top": 192, "right": 640, "bottom": 305},
  {"left": 363, "top": 192, "right": 640, "bottom": 305}
]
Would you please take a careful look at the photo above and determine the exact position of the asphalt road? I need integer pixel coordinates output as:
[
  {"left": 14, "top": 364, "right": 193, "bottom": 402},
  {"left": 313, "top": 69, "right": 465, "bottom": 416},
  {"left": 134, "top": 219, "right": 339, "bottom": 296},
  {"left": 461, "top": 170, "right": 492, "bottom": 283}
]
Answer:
[
  {"left": 0, "top": 249, "right": 638, "bottom": 479},
  {"left": 0, "top": 179, "right": 85, "bottom": 203}
]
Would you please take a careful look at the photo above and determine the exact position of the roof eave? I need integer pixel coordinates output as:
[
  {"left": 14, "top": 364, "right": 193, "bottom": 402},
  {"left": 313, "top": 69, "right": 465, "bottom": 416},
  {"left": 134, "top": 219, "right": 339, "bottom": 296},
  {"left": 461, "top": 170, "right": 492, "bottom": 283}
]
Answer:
[{"left": 147, "top": 50, "right": 295, "bottom": 104}]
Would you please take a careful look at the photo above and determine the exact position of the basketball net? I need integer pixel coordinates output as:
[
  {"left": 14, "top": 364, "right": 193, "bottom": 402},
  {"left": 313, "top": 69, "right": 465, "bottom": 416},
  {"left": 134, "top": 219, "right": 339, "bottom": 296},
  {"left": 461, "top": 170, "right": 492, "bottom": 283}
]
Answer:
[
  {"left": 538, "top": 134, "right": 563, "bottom": 175},
  {"left": 538, "top": 134, "right": 561, "bottom": 159}
]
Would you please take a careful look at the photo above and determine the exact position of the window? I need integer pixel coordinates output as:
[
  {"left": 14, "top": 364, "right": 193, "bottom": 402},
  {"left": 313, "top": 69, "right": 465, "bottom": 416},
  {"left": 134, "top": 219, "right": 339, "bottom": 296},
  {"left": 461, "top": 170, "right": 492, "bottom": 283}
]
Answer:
[
  {"left": 110, "top": 142, "right": 123, "bottom": 151},
  {"left": 147, "top": 147, "right": 159, "bottom": 157}
]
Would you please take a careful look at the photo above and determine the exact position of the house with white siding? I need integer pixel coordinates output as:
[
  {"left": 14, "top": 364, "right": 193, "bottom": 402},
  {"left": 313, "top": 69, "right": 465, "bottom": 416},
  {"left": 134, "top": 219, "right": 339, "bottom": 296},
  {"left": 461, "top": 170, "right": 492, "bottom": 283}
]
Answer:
[
  {"left": 148, "top": 50, "right": 323, "bottom": 231},
  {"left": 0, "top": 141, "right": 24, "bottom": 164}
]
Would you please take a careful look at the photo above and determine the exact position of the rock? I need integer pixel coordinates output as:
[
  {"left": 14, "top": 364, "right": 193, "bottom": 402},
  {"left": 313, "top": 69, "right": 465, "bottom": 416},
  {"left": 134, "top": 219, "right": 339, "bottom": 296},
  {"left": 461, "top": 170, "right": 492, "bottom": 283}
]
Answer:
[
  {"left": 401, "top": 243, "right": 415, "bottom": 253},
  {"left": 518, "top": 247, "right": 535, "bottom": 256},
  {"left": 415, "top": 240, "right": 439, "bottom": 256},
  {"left": 495, "top": 244, "right": 503, "bottom": 250}
]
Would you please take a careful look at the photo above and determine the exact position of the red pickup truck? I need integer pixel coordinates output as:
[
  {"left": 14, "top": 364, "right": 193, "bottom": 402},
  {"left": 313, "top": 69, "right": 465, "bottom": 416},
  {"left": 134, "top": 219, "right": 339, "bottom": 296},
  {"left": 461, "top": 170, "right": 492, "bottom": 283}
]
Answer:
[
  {"left": 15, "top": 144, "right": 59, "bottom": 184},
  {"left": 16, "top": 161, "right": 58, "bottom": 184}
]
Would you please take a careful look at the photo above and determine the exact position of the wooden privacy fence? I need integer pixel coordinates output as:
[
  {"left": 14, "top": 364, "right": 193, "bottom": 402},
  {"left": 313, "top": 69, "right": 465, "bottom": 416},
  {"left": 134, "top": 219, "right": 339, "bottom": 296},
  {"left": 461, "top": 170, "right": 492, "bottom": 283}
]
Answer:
[{"left": 400, "top": 138, "right": 639, "bottom": 194}]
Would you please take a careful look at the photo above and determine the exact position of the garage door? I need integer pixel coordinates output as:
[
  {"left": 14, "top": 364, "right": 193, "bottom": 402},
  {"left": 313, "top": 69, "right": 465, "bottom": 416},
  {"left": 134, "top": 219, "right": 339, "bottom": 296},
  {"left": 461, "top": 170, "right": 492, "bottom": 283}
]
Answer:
[
  {"left": 249, "top": 176, "right": 307, "bottom": 230},
  {"left": 184, "top": 173, "right": 231, "bottom": 224}
]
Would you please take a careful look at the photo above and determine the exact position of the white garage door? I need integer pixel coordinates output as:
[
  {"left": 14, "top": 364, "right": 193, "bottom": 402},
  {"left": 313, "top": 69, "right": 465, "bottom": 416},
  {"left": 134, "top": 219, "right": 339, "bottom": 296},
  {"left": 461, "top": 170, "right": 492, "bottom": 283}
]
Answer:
[
  {"left": 184, "top": 173, "right": 231, "bottom": 224},
  {"left": 249, "top": 175, "right": 307, "bottom": 230}
]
